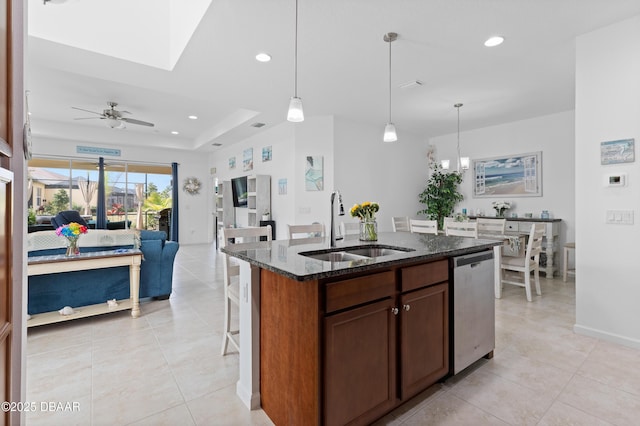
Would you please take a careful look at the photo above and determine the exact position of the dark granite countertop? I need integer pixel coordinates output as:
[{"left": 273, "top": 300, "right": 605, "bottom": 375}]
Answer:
[{"left": 221, "top": 232, "right": 502, "bottom": 281}]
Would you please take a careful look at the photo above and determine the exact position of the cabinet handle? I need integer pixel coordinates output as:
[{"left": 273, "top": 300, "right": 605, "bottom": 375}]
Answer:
[
  {"left": 391, "top": 307, "right": 399, "bottom": 315},
  {"left": 403, "top": 304, "right": 411, "bottom": 312}
]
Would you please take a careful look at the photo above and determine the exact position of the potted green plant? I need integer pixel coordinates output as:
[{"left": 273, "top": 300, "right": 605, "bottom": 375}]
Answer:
[{"left": 418, "top": 162, "right": 464, "bottom": 230}]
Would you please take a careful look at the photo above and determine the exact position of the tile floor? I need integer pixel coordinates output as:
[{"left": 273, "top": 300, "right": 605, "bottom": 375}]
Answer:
[{"left": 26, "top": 244, "right": 640, "bottom": 425}]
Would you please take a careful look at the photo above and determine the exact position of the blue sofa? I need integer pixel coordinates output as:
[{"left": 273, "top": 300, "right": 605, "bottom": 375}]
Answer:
[{"left": 27, "top": 230, "right": 179, "bottom": 315}]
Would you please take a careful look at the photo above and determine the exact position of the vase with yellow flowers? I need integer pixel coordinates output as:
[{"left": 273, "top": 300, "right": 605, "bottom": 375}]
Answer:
[{"left": 350, "top": 201, "right": 380, "bottom": 241}]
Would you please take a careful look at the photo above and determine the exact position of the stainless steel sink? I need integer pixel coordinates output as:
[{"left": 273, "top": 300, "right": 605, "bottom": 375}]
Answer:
[
  {"left": 299, "top": 245, "right": 414, "bottom": 262},
  {"left": 343, "top": 247, "right": 411, "bottom": 258},
  {"left": 302, "top": 251, "right": 368, "bottom": 262}
]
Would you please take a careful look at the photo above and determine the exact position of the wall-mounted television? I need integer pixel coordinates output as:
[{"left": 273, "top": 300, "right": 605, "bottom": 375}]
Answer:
[{"left": 231, "top": 176, "right": 248, "bottom": 207}]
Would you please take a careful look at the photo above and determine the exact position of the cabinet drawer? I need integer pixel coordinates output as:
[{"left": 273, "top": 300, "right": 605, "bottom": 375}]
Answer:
[
  {"left": 401, "top": 260, "right": 448, "bottom": 292},
  {"left": 518, "top": 222, "right": 533, "bottom": 233},
  {"left": 325, "top": 271, "right": 395, "bottom": 314},
  {"left": 505, "top": 221, "right": 518, "bottom": 232}
]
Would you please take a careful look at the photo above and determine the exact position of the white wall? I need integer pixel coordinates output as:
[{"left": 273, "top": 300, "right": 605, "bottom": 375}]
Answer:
[
  {"left": 31, "top": 137, "right": 211, "bottom": 245},
  {"left": 293, "top": 116, "right": 335, "bottom": 231},
  {"left": 334, "top": 118, "right": 428, "bottom": 233},
  {"left": 575, "top": 15, "right": 640, "bottom": 348},
  {"left": 211, "top": 116, "right": 427, "bottom": 239},
  {"left": 210, "top": 121, "right": 297, "bottom": 240},
  {"left": 430, "top": 111, "right": 576, "bottom": 249}
]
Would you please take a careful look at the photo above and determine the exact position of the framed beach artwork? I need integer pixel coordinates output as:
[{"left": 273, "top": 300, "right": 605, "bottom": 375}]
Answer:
[
  {"left": 472, "top": 151, "right": 542, "bottom": 198},
  {"left": 278, "top": 178, "right": 287, "bottom": 195},
  {"left": 243, "top": 148, "right": 253, "bottom": 171},
  {"left": 228, "top": 156, "right": 236, "bottom": 169},
  {"left": 601, "top": 138, "right": 634, "bottom": 165},
  {"left": 262, "top": 146, "right": 272, "bottom": 162},
  {"left": 305, "top": 156, "right": 324, "bottom": 191}
]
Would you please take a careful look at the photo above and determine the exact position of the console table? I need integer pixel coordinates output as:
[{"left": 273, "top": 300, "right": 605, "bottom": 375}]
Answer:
[
  {"left": 27, "top": 249, "right": 143, "bottom": 327},
  {"left": 471, "top": 216, "right": 562, "bottom": 277}
]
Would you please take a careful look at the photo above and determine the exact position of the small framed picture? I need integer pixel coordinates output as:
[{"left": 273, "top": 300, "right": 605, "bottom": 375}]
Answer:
[
  {"left": 601, "top": 138, "right": 635, "bottom": 165},
  {"left": 262, "top": 146, "right": 272, "bottom": 162},
  {"left": 228, "top": 157, "right": 236, "bottom": 169}
]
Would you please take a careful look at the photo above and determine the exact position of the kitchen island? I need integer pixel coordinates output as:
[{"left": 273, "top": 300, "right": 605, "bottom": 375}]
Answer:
[{"left": 222, "top": 232, "right": 501, "bottom": 426}]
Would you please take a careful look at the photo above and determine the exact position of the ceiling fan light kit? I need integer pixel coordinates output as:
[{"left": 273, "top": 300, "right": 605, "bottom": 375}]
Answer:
[{"left": 72, "top": 101, "right": 154, "bottom": 129}]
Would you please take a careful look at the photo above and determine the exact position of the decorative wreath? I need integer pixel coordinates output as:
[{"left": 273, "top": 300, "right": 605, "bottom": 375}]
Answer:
[{"left": 183, "top": 177, "right": 202, "bottom": 195}]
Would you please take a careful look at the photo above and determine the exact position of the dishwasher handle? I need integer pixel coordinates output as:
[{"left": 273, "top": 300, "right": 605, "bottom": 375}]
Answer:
[{"left": 453, "top": 251, "right": 494, "bottom": 268}]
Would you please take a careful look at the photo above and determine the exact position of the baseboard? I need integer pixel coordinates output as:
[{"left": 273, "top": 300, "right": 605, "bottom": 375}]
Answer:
[
  {"left": 574, "top": 324, "right": 640, "bottom": 350},
  {"left": 236, "top": 380, "right": 261, "bottom": 410}
]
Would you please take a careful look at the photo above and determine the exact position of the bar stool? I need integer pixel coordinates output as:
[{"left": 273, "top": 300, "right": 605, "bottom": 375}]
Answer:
[{"left": 563, "top": 242, "right": 575, "bottom": 282}]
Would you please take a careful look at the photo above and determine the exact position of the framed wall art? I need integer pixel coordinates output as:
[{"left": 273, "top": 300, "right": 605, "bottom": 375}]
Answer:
[
  {"left": 472, "top": 151, "right": 542, "bottom": 198},
  {"left": 601, "top": 138, "right": 635, "bottom": 165},
  {"left": 243, "top": 148, "right": 254, "bottom": 171},
  {"left": 262, "top": 146, "right": 272, "bottom": 162},
  {"left": 228, "top": 156, "right": 236, "bottom": 169},
  {"left": 305, "top": 156, "right": 324, "bottom": 191}
]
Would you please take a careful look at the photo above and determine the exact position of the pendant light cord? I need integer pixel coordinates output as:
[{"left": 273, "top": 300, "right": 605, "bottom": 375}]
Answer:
[
  {"left": 455, "top": 103, "right": 462, "bottom": 172},
  {"left": 388, "top": 36, "right": 392, "bottom": 122},
  {"left": 294, "top": 0, "right": 299, "bottom": 97}
]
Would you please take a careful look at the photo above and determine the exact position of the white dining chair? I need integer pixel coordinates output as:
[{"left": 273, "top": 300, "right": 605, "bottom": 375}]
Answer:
[
  {"left": 220, "top": 225, "right": 272, "bottom": 355},
  {"left": 445, "top": 221, "right": 478, "bottom": 238},
  {"left": 288, "top": 223, "right": 325, "bottom": 239},
  {"left": 391, "top": 216, "right": 410, "bottom": 232},
  {"left": 501, "top": 223, "right": 545, "bottom": 302},
  {"left": 409, "top": 219, "right": 438, "bottom": 234},
  {"left": 443, "top": 217, "right": 455, "bottom": 232},
  {"left": 340, "top": 221, "right": 360, "bottom": 237},
  {"left": 477, "top": 218, "right": 506, "bottom": 234}
]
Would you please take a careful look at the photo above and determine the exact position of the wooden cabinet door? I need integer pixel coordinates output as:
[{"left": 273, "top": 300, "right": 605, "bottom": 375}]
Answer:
[
  {"left": 399, "top": 283, "right": 449, "bottom": 400},
  {"left": 324, "top": 298, "right": 397, "bottom": 426}
]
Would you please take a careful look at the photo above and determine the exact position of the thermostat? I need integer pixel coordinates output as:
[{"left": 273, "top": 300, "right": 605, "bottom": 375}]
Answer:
[{"left": 605, "top": 173, "right": 627, "bottom": 187}]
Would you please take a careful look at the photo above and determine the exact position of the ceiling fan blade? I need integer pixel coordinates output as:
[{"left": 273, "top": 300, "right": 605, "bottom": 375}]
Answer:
[
  {"left": 121, "top": 117, "right": 154, "bottom": 127},
  {"left": 73, "top": 117, "right": 103, "bottom": 120},
  {"left": 71, "top": 106, "right": 104, "bottom": 116}
]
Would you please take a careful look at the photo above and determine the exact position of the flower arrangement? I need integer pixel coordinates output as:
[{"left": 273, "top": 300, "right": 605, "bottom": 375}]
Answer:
[
  {"left": 492, "top": 201, "right": 511, "bottom": 217},
  {"left": 350, "top": 202, "right": 380, "bottom": 241},
  {"left": 350, "top": 201, "right": 380, "bottom": 221},
  {"left": 453, "top": 212, "right": 468, "bottom": 222},
  {"left": 55, "top": 222, "right": 88, "bottom": 256}
]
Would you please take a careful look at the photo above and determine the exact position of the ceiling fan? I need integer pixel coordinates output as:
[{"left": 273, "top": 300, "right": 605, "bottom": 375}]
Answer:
[{"left": 72, "top": 101, "right": 155, "bottom": 129}]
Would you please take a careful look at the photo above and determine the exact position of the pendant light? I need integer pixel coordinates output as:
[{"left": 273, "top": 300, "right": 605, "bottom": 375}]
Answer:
[
  {"left": 383, "top": 32, "right": 398, "bottom": 142},
  {"left": 455, "top": 103, "right": 469, "bottom": 171},
  {"left": 287, "top": 0, "right": 304, "bottom": 122}
]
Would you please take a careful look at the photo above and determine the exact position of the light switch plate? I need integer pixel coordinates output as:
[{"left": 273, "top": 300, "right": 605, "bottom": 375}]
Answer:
[{"left": 606, "top": 210, "right": 634, "bottom": 224}]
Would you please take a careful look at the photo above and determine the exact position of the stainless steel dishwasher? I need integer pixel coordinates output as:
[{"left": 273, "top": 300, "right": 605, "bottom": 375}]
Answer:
[{"left": 451, "top": 250, "right": 495, "bottom": 374}]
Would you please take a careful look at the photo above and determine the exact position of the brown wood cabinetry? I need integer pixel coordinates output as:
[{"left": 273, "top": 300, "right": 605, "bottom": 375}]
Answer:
[
  {"left": 260, "top": 258, "right": 450, "bottom": 426},
  {"left": 324, "top": 298, "right": 397, "bottom": 426},
  {"left": 399, "top": 283, "right": 448, "bottom": 400}
]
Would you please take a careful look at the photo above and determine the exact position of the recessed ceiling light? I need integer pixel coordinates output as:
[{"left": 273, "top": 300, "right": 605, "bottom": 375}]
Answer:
[
  {"left": 171, "top": 131, "right": 179, "bottom": 135},
  {"left": 255, "top": 53, "right": 272, "bottom": 62},
  {"left": 188, "top": 115, "right": 198, "bottom": 120},
  {"left": 484, "top": 36, "right": 504, "bottom": 47}
]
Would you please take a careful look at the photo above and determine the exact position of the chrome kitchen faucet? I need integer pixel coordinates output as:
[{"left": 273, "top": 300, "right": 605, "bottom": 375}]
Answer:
[{"left": 330, "top": 190, "right": 345, "bottom": 248}]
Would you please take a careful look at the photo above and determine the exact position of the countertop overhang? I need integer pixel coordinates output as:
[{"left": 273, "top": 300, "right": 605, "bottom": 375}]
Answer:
[{"left": 221, "top": 232, "right": 503, "bottom": 281}]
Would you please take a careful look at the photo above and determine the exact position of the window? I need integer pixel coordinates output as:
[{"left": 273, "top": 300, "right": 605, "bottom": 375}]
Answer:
[{"left": 28, "top": 158, "right": 173, "bottom": 230}]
